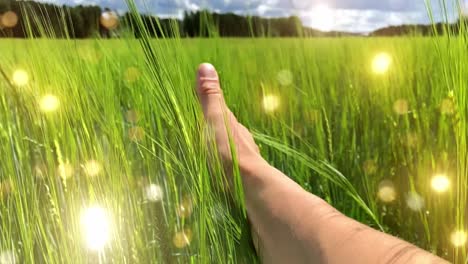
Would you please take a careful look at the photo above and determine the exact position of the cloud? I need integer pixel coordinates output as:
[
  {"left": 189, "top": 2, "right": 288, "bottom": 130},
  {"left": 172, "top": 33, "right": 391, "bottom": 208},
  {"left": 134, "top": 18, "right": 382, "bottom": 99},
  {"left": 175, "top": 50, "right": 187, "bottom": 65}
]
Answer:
[{"left": 54, "top": 0, "right": 459, "bottom": 32}]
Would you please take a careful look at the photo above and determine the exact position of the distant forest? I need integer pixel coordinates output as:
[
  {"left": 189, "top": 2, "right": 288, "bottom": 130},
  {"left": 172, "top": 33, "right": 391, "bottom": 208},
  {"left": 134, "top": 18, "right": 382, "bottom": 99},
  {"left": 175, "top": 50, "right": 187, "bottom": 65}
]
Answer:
[{"left": 0, "top": 0, "right": 467, "bottom": 38}]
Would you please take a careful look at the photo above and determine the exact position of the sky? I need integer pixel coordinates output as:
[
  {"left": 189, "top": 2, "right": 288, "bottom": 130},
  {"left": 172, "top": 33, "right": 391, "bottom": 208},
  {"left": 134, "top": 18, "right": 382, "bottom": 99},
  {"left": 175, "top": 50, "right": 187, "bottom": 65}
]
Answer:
[{"left": 39, "top": 0, "right": 467, "bottom": 33}]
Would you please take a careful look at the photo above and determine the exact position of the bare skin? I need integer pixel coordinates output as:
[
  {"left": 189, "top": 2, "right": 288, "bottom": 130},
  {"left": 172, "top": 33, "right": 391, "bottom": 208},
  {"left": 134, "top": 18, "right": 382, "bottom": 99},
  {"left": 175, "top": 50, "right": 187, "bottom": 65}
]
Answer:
[{"left": 196, "top": 63, "right": 448, "bottom": 264}]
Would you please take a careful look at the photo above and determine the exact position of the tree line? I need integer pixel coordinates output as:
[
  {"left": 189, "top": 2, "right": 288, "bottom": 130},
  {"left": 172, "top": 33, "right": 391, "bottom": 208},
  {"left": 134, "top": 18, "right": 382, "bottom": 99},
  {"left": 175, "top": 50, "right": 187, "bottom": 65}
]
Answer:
[{"left": 0, "top": 0, "right": 466, "bottom": 38}]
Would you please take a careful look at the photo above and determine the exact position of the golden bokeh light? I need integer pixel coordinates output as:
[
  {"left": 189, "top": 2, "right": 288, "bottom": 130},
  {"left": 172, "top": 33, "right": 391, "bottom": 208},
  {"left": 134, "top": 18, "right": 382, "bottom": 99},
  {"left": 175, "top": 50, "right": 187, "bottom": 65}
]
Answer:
[
  {"left": 176, "top": 196, "right": 193, "bottom": 219},
  {"left": 83, "top": 160, "right": 102, "bottom": 177},
  {"left": 124, "top": 67, "right": 141, "bottom": 83},
  {"left": 431, "top": 174, "right": 450, "bottom": 193},
  {"left": 406, "top": 192, "right": 424, "bottom": 211},
  {"left": 57, "top": 162, "right": 74, "bottom": 180},
  {"left": 100, "top": 11, "right": 119, "bottom": 30},
  {"left": 125, "top": 109, "right": 141, "bottom": 123},
  {"left": 440, "top": 99, "right": 455, "bottom": 115},
  {"left": 277, "top": 69, "right": 293, "bottom": 86},
  {"left": 12, "top": 69, "right": 29, "bottom": 87},
  {"left": 39, "top": 94, "right": 60, "bottom": 113},
  {"left": 128, "top": 126, "right": 145, "bottom": 141},
  {"left": 262, "top": 94, "right": 280, "bottom": 113},
  {"left": 0, "top": 179, "right": 14, "bottom": 200},
  {"left": 377, "top": 180, "right": 397, "bottom": 203},
  {"left": 363, "top": 159, "right": 378, "bottom": 175},
  {"left": 173, "top": 228, "right": 193, "bottom": 249},
  {"left": 393, "top": 99, "right": 409, "bottom": 115},
  {"left": 0, "top": 250, "right": 17, "bottom": 264},
  {"left": 81, "top": 206, "right": 111, "bottom": 251},
  {"left": 1, "top": 11, "right": 18, "bottom": 28},
  {"left": 145, "top": 184, "right": 163, "bottom": 202},
  {"left": 451, "top": 230, "right": 467, "bottom": 247},
  {"left": 372, "top": 52, "right": 392, "bottom": 74}
]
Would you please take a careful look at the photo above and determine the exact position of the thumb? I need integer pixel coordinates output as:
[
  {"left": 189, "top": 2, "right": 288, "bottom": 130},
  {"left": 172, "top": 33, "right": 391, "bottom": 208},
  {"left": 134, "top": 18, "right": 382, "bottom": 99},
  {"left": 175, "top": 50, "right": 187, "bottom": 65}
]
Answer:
[{"left": 197, "top": 63, "right": 227, "bottom": 126}]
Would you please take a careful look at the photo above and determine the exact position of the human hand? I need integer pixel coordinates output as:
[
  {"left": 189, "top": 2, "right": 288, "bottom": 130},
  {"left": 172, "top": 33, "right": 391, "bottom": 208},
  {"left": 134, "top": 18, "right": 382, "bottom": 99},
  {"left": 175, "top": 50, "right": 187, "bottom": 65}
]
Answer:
[{"left": 196, "top": 63, "right": 265, "bottom": 176}]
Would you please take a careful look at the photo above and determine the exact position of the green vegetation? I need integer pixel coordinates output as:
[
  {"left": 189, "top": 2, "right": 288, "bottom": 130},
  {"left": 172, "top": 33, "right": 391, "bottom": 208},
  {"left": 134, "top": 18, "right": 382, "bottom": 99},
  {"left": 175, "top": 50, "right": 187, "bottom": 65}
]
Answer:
[{"left": 1, "top": 1, "right": 468, "bottom": 263}]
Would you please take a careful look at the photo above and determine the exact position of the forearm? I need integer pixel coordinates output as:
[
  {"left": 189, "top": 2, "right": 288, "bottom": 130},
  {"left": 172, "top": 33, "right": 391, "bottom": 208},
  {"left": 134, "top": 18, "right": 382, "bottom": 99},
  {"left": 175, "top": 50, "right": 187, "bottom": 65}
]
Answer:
[{"left": 241, "top": 159, "right": 448, "bottom": 264}]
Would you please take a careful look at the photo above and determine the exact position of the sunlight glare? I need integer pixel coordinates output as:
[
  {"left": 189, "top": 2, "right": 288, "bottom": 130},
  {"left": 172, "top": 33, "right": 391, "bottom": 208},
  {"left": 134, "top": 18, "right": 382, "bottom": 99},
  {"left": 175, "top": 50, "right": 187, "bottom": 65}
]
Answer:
[
  {"left": 372, "top": 53, "right": 392, "bottom": 74},
  {"left": 81, "top": 206, "right": 111, "bottom": 251},
  {"left": 0, "top": 250, "right": 17, "bottom": 264},
  {"left": 39, "top": 94, "right": 60, "bottom": 113},
  {"left": 12, "top": 69, "right": 29, "bottom": 87},
  {"left": 451, "top": 230, "right": 467, "bottom": 247},
  {"left": 309, "top": 5, "right": 335, "bottom": 32},
  {"left": 431, "top": 174, "right": 450, "bottom": 193},
  {"left": 262, "top": 94, "right": 280, "bottom": 113}
]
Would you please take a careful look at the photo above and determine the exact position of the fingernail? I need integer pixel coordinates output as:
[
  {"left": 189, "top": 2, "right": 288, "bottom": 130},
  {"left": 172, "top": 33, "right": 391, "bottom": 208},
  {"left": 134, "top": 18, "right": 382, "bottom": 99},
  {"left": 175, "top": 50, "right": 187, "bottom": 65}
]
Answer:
[{"left": 198, "top": 63, "right": 217, "bottom": 78}]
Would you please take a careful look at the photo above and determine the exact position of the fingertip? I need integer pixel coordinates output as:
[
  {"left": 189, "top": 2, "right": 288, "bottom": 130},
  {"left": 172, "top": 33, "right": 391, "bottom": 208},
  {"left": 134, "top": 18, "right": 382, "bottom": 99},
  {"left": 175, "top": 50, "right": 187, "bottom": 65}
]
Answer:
[{"left": 197, "top": 63, "right": 218, "bottom": 78}]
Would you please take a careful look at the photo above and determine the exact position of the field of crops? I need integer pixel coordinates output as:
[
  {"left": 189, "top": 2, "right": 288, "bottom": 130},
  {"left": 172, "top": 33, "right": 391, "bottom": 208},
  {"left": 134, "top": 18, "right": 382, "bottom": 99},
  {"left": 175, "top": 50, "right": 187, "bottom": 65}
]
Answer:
[{"left": 0, "top": 36, "right": 467, "bottom": 263}]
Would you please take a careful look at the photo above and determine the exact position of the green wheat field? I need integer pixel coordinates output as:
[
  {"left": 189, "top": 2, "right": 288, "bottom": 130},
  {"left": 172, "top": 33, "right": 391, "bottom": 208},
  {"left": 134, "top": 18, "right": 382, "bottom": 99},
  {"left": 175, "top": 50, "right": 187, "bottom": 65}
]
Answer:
[{"left": 1, "top": 11, "right": 468, "bottom": 264}]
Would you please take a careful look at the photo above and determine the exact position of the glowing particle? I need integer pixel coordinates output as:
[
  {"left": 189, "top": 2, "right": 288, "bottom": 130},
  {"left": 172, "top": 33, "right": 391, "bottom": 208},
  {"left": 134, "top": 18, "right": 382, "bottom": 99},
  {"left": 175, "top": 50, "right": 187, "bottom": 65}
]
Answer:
[
  {"left": 393, "top": 99, "right": 409, "bottom": 115},
  {"left": 363, "top": 160, "right": 378, "bottom": 175},
  {"left": 145, "top": 184, "right": 163, "bottom": 202},
  {"left": 1, "top": 11, "right": 18, "bottom": 28},
  {"left": 124, "top": 67, "right": 141, "bottom": 83},
  {"left": 128, "top": 126, "right": 145, "bottom": 142},
  {"left": 377, "top": 180, "right": 397, "bottom": 203},
  {"left": 372, "top": 53, "right": 392, "bottom": 74},
  {"left": 57, "top": 162, "right": 74, "bottom": 180},
  {"left": 12, "top": 69, "right": 29, "bottom": 87},
  {"left": 125, "top": 109, "right": 141, "bottom": 123},
  {"left": 100, "top": 11, "right": 119, "bottom": 29},
  {"left": 431, "top": 174, "right": 450, "bottom": 193},
  {"left": 81, "top": 206, "right": 111, "bottom": 251},
  {"left": 0, "top": 180, "right": 14, "bottom": 200},
  {"left": 39, "top": 94, "right": 60, "bottom": 113},
  {"left": 440, "top": 99, "right": 455, "bottom": 115},
  {"left": 173, "top": 228, "right": 193, "bottom": 248},
  {"left": 451, "top": 230, "right": 467, "bottom": 247},
  {"left": 403, "top": 132, "right": 420, "bottom": 148},
  {"left": 262, "top": 94, "right": 280, "bottom": 113},
  {"left": 406, "top": 192, "right": 424, "bottom": 211},
  {"left": 0, "top": 250, "right": 17, "bottom": 264},
  {"left": 83, "top": 160, "right": 102, "bottom": 177},
  {"left": 176, "top": 196, "right": 193, "bottom": 219},
  {"left": 277, "top": 70, "right": 293, "bottom": 86}
]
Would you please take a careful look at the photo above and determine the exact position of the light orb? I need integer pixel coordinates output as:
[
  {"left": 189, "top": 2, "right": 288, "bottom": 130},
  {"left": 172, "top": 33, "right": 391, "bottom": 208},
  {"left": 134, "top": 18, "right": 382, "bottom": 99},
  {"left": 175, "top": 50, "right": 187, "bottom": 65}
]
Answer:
[
  {"left": 431, "top": 174, "right": 450, "bottom": 193},
  {"left": 12, "top": 69, "right": 29, "bottom": 87},
  {"left": 145, "top": 184, "right": 163, "bottom": 202},
  {"left": 57, "top": 162, "right": 74, "bottom": 180},
  {"left": 0, "top": 250, "right": 17, "bottom": 264},
  {"left": 39, "top": 94, "right": 60, "bottom": 113},
  {"left": 83, "top": 160, "right": 102, "bottom": 177},
  {"left": 176, "top": 196, "right": 193, "bottom": 219},
  {"left": 406, "top": 192, "right": 424, "bottom": 211},
  {"left": 100, "top": 11, "right": 119, "bottom": 29},
  {"left": 377, "top": 180, "right": 397, "bottom": 203},
  {"left": 1, "top": 11, "right": 18, "bottom": 28},
  {"left": 393, "top": 99, "right": 409, "bottom": 115},
  {"left": 451, "top": 230, "right": 467, "bottom": 247},
  {"left": 372, "top": 53, "right": 392, "bottom": 74},
  {"left": 173, "top": 228, "right": 193, "bottom": 248},
  {"left": 81, "top": 206, "right": 111, "bottom": 251},
  {"left": 262, "top": 94, "right": 280, "bottom": 113},
  {"left": 277, "top": 70, "right": 293, "bottom": 86}
]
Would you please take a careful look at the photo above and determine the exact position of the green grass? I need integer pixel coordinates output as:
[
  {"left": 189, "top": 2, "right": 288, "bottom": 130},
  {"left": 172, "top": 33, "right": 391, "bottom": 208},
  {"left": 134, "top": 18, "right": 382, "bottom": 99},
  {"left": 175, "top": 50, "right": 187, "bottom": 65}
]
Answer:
[{"left": 0, "top": 34, "right": 467, "bottom": 262}]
